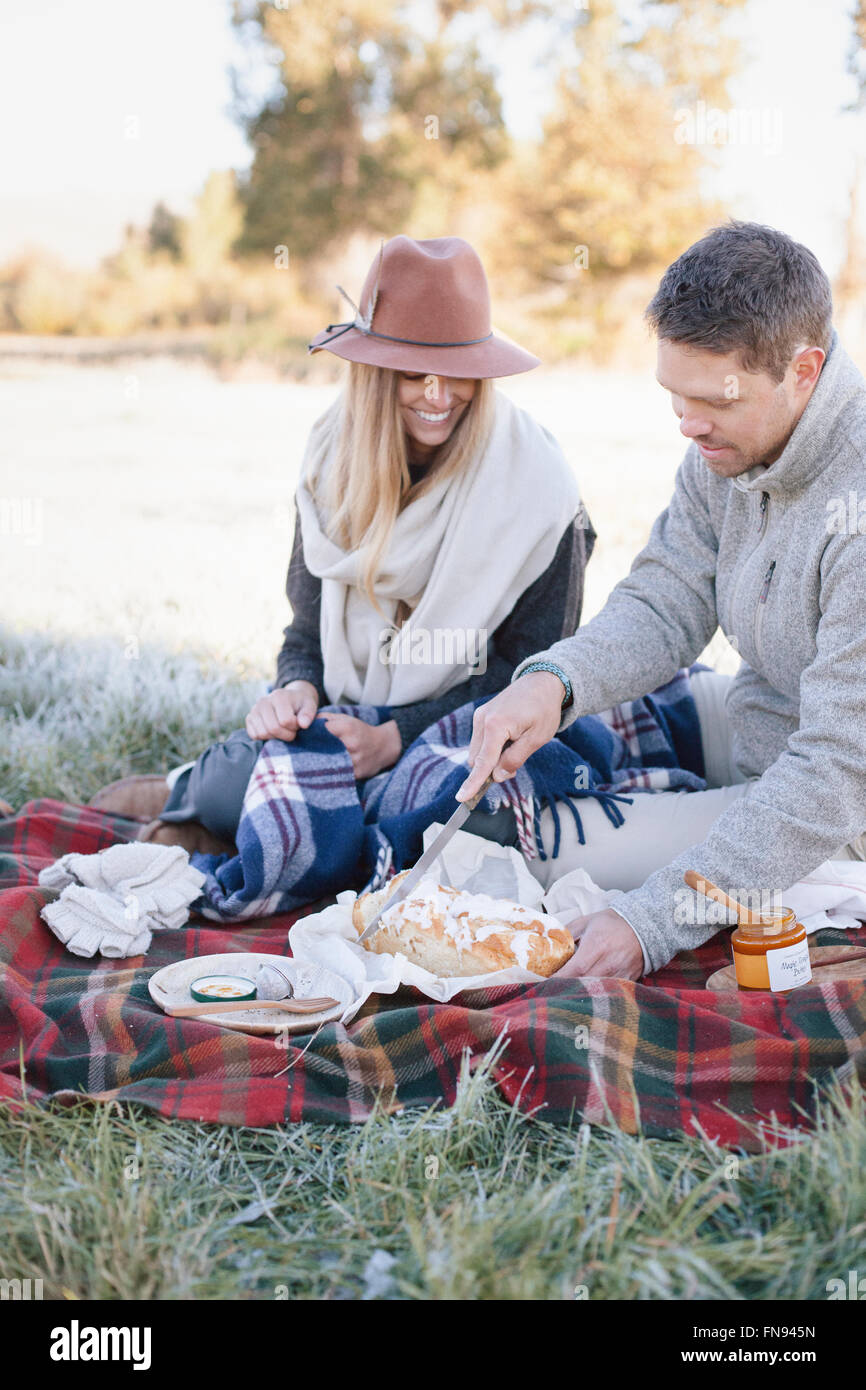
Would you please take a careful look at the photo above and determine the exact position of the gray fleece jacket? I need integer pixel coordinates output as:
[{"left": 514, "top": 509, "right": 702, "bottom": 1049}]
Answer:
[{"left": 513, "top": 332, "right": 866, "bottom": 972}]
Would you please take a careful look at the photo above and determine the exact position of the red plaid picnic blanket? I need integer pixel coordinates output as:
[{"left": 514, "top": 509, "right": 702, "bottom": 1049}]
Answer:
[{"left": 2, "top": 799, "right": 865, "bottom": 1149}]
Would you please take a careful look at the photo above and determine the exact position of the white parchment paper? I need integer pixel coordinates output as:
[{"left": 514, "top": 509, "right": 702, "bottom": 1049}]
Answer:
[
  {"left": 286, "top": 824, "right": 574, "bottom": 1022},
  {"left": 285, "top": 831, "right": 866, "bottom": 1021}
]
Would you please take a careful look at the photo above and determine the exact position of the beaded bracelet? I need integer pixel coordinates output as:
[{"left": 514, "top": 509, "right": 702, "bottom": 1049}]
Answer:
[{"left": 517, "top": 660, "right": 574, "bottom": 708}]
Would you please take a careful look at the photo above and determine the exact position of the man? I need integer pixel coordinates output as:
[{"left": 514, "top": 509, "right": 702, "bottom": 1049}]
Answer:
[{"left": 457, "top": 221, "right": 866, "bottom": 980}]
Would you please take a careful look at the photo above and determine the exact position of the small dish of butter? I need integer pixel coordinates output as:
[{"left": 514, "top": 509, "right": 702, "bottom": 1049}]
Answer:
[{"left": 189, "top": 974, "right": 257, "bottom": 1003}]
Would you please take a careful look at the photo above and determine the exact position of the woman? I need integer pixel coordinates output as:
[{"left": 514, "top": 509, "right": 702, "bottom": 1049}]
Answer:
[{"left": 92, "top": 235, "right": 596, "bottom": 862}]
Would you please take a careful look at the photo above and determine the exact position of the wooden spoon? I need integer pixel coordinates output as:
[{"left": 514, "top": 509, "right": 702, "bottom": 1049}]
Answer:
[
  {"left": 683, "top": 870, "right": 772, "bottom": 927},
  {"left": 165, "top": 996, "right": 339, "bottom": 1019}
]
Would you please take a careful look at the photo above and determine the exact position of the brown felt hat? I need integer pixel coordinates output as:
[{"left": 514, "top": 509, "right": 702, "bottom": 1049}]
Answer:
[{"left": 307, "top": 235, "right": 540, "bottom": 378}]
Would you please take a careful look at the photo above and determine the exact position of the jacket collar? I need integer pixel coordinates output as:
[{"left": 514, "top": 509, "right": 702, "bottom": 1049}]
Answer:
[{"left": 731, "top": 332, "right": 863, "bottom": 497}]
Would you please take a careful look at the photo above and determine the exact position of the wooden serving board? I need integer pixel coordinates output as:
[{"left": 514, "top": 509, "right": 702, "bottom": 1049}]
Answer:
[{"left": 707, "top": 945, "right": 866, "bottom": 993}]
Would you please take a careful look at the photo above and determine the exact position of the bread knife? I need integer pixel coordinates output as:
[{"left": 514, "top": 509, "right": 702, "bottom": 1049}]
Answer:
[{"left": 357, "top": 769, "right": 499, "bottom": 943}]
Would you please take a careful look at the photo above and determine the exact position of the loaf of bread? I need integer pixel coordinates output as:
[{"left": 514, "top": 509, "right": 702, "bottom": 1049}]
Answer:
[{"left": 351, "top": 870, "right": 575, "bottom": 978}]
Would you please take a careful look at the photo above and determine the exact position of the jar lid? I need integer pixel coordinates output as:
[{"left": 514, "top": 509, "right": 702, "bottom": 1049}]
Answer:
[{"left": 737, "top": 906, "right": 795, "bottom": 938}]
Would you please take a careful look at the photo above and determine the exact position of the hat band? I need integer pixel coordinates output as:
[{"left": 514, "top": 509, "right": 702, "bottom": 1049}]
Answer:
[{"left": 310, "top": 318, "right": 494, "bottom": 352}]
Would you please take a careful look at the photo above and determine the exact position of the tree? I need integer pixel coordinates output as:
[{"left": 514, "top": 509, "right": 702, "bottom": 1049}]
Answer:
[
  {"left": 230, "top": 0, "right": 511, "bottom": 261},
  {"left": 488, "top": 0, "right": 748, "bottom": 295},
  {"left": 147, "top": 202, "right": 182, "bottom": 260},
  {"left": 179, "top": 171, "right": 245, "bottom": 278},
  {"left": 225, "top": 0, "right": 749, "bottom": 358}
]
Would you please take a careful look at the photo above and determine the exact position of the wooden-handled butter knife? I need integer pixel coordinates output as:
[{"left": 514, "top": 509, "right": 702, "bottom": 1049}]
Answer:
[{"left": 357, "top": 764, "right": 503, "bottom": 943}]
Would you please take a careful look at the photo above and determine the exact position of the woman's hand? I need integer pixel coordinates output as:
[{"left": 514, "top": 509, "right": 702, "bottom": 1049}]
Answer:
[
  {"left": 317, "top": 713, "right": 402, "bottom": 779},
  {"left": 245, "top": 680, "right": 320, "bottom": 742}
]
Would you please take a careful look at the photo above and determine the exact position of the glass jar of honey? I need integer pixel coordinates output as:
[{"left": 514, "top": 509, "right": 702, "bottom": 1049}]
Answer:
[{"left": 730, "top": 907, "right": 812, "bottom": 992}]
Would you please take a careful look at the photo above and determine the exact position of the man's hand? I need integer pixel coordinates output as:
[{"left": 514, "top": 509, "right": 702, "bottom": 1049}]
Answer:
[
  {"left": 456, "top": 671, "right": 567, "bottom": 801},
  {"left": 246, "top": 680, "right": 319, "bottom": 742},
  {"left": 317, "top": 712, "right": 402, "bottom": 780},
  {"left": 555, "top": 908, "right": 645, "bottom": 981}
]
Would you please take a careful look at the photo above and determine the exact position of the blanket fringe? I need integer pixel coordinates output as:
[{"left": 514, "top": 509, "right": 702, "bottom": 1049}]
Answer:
[
  {"left": 531, "top": 793, "right": 561, "bottom": 861},
  {"left": 498, "top": 782, "right": 538, "bottom": 860},
  {"left": 596, "top": 790, "right": 633, "bottom": 829},
  {"left": 560, "top": 796, "right": 585, "bottom": 849},
  {"left": 530, "top": 789, "right": 635, "bottom": 860}
]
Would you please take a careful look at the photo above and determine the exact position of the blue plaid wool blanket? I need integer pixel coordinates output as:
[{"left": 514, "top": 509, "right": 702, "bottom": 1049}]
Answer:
[{"left": 192, "top": 665, "right": 708, "bottom": 921}]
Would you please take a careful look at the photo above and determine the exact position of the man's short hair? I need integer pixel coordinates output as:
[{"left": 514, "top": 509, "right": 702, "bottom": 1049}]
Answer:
[{"left": 645, "top": 221, "right": 833, "bottom": 382}]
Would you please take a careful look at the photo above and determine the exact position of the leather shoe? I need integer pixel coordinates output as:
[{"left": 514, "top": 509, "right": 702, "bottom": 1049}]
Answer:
[
  {"left": 88, "top": 775, "right": 170, "bottom": 820},
  {"left": 138, "top": 818, "right": 236, "bottom": 857}
]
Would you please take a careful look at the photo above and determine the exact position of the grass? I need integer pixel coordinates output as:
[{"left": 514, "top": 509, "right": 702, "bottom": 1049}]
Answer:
[
  {"left": 2, "top": 622, "right": 865, "bottom": 1301},
  {"left": 0, "top": 624, "right": 261, "bottom": 807},
  {"left": 1, "top": 1056, "right": 865, "bottom": 1301}
]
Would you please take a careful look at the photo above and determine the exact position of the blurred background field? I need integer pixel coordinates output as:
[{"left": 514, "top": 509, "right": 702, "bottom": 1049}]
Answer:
[
  {"left": 2, "top": 0, "right": 866, "bottom": 374},
  {"left": 2, "top": 0, "right": 866, "bottom": 688},
  {"left": 6, "top": 0, "right": 866, "bottom": 773},
  {"left": 2, "top": 351, "right": 745, "bottom": 814},
  {"left": 0, "top": 356, "right": 714, "bottom": 674}
]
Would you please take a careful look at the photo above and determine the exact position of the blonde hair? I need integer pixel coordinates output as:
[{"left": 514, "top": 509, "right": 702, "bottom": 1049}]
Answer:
[{"left": 309, "top": 363, "right": 495, "bottom": 614}]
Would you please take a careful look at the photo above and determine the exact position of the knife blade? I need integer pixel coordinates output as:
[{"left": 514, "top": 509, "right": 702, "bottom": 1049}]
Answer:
[{"left": 357, "top": 768, "right": 499, "bottom": 943}]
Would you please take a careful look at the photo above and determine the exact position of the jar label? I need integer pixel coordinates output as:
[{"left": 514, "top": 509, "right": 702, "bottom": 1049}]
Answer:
[{"left": 766, "top": 937, "right": 812, "bottom": 992}]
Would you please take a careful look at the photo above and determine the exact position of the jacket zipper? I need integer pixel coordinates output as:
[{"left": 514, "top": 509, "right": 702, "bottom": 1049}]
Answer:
[
  {"left": 754, "top": 558, "right": 776, "bottom": 665},
  {"left": 728, "top": 490, "right": 771, "bottom": 651}
]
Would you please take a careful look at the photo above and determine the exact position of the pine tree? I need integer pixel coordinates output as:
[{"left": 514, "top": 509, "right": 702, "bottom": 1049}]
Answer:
[
  {"left": 231, "top": 0, "right": 510, "bottom": 261},
  {"left": 147, "top": 202, "right": 182, "bottom": 260},
  {"left": 488, "top": 0, "right": 747, "bottom": 295}
]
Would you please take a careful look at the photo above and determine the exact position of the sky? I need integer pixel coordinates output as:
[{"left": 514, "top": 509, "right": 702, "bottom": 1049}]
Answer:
[
  {"left": 0, "top": 0, "right": 252, "bottom": 267},
  {"left": 705, "top": 0, "right": 866, "bottom": 275},
  {"left": 0, "top": 0, "right": 863, "bottom": 276}
]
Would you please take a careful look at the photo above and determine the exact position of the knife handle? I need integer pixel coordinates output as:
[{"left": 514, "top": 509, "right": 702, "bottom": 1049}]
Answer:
[
  {"left": 463, "top": 738, "right": 514, "bottom": 810},
  {"left": 463, "top": 773, "right": 495, "bottom": 812}
]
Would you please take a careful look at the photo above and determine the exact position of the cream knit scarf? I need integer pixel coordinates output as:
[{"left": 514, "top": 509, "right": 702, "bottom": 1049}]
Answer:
[{"left": 294, "top": 388, "right": 583, "bottom": 708}]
